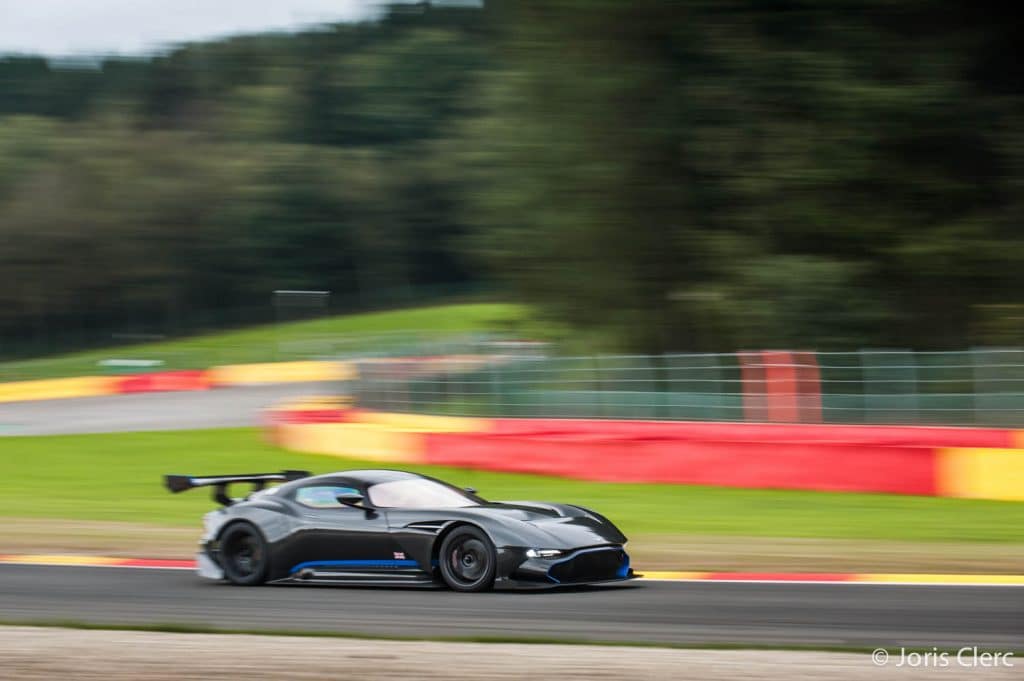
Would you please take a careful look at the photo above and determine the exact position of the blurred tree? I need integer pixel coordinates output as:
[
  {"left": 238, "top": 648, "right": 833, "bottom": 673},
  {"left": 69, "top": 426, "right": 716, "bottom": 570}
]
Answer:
[
  {"left": 0, "top": 1, "right": 1021, "bottom": 355},
  {"left": 459, "top": 0, "right": 1024, "bottom": 352},
  {"left": 0, "top": 4, "right": 487, "bottom": 354}
]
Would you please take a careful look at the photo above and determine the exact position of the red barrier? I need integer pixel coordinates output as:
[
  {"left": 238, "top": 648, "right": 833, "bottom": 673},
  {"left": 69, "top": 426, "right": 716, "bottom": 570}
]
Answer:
[
  {"left": 262, "top": 403, "right": 1015, "bottom": 496},
  {"left": 267, "top": 408, "right": 358, "bottom": 424},
  {"left": 763, "top": 350, "right": 799, "bottom": 422},
  {"left": 739, "top": 351, "right": 769, "bottom": 421},
  {"left": 739, "top": 350, "right": 824, "bottom": 422},
  {"left": 793, "top": 351, "right": 823, "bottom": 423},
  {"left": 116, "top": 558, "right": 196, "bottom": 569},
  {"left": 115, "top": 370, "right": 210, "bottom": 394},
  {"left": 424, "top": 432, "right": 939, "bottom": 495},
  {"left": 487, "top": 418, "right": 1015, "bottom": 448}
]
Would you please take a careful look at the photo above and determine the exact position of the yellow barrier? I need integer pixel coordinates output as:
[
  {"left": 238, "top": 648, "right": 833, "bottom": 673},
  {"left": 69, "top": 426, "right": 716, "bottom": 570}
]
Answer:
[
  {"left": 274, "top": 422, "right": 425, "bottom": 463},
  {"left": 273, "top": 395, "right": 353, "bottom": 412},
  {"left": 208, "top": 361, "right": 355, "bottom": 386},
  {"left": 855, "top": 573, "right": 1024, "bottom": 584},
  {"left": 0, "top": 376, "right": 118, "bottom": 403},
  {"left": 938, "top": 447, "right": 1024, "bottom": 501},
  {"left": 0, "top": 554, "right": 123, "bottom": 566}
]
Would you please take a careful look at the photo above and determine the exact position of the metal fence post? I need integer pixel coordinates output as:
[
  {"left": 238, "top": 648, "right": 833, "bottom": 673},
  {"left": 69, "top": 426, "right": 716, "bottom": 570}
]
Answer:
[
  {"left": 860, "top": 349, "right": 919, "bottom": 424},
  {"left": 972, "top": 348, "right": 1024, "bottom": 427}
]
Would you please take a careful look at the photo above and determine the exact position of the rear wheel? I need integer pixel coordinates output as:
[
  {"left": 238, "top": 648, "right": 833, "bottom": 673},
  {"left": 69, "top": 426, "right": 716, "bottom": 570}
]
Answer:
[
  {"left": 219, "top": 523, "right": 270, "bottom": 586},
  {"left": 438, "top": 526, "right": 496, "bottom": 592}
]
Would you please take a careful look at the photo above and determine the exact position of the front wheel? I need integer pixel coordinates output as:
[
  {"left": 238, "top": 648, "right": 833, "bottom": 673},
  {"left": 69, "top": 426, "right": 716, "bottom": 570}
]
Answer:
[
  {"left": 438, "top": 526, "right": 496, "bottom": 592},
  {"left": 219, "top": 522, "right": 270, "bottom": 586}
]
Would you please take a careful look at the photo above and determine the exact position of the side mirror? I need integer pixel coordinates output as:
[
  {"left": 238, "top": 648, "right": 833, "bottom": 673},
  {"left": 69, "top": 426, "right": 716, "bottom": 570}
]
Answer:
[
  {"left": 336, "top": 492, "right": 365, "bottom": 507},
  {"left": 463, "top": 487, "right": 477, "bottom": 495}
]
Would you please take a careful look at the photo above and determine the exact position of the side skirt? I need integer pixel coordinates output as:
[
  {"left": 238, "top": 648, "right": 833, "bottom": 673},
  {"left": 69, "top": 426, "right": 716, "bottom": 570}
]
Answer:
[{"left": 272, "top": 568, "right": 440, "bottom": 588}]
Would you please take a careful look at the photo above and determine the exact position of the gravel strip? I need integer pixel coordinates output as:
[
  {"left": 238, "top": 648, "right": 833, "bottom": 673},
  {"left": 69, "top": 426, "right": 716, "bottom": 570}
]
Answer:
[{"left": 0, "top": 626, "right": 1018, "bottom": 680}]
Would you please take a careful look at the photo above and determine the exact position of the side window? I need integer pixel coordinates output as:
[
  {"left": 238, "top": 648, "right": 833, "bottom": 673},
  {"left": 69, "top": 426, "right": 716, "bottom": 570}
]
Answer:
[{"left": 295, "top": 486, "right": 359, "bottom": 509}]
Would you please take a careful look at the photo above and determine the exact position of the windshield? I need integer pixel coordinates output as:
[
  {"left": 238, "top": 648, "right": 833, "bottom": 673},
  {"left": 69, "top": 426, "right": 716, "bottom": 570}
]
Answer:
[{"left": 367, "top": 478, "right": 478, "bottom": 509}]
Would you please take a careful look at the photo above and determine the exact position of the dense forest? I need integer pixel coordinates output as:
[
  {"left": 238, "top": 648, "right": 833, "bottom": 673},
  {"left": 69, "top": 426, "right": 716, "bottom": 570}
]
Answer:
[{"left": 0, "top": 1, "right": 1022, "bottom": 355}]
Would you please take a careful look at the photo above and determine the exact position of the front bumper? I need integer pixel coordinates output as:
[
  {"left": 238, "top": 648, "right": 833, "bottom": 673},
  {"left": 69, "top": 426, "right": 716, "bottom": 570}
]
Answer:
[
  {"left": 504, "top": 546, "right": 633, "bottom": 586},
  {"left": 196, "top": 550, "right": 224, "bottom": 580}
]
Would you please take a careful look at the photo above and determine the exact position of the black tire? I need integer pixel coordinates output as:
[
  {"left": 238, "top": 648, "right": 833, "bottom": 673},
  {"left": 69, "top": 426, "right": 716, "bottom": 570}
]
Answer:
[
  {"left": 438, "top": 525, "right": 497, "bottom": 592},
  {"left": 219, "top": 522, "right": 270, "bottom": 586}
]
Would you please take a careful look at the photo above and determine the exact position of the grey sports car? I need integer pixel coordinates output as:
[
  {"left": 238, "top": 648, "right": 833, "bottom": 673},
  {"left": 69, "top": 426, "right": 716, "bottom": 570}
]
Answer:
[{"left": 165, "top": 468, "right": 636, "bottom": 591}]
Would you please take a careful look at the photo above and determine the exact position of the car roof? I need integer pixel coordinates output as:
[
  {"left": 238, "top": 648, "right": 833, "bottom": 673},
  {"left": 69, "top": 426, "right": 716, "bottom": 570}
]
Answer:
[{"left": 292, "top": 469, "right": 426, "bottom": 487}]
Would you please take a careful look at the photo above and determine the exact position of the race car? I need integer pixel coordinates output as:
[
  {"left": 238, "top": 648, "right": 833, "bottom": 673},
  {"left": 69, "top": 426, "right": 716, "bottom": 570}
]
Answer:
[{"left": 164, "top": 468, "right": 635, "bottom": 591}]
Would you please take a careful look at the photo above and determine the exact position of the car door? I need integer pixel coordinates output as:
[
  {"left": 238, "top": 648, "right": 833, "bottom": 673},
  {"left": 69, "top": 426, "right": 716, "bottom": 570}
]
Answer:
[{"left": 287, "top": 484, "right": 400, "bottom": 570}]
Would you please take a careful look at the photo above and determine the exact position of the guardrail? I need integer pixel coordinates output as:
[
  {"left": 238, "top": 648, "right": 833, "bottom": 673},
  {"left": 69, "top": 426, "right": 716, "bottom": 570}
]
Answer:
[{"left": 353, "top": 349, "right": 1024, "bottom": 427}]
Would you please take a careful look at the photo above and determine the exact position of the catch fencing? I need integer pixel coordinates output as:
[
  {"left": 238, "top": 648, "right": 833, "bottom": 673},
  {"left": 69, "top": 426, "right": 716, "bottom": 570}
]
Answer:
[{"left": 353, "top": 348, "right": 1024, "bottom": 427}]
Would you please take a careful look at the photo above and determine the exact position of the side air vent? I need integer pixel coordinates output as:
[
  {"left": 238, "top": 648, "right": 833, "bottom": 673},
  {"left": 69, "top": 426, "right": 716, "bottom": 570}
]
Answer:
[{"left": 404, "top": 521, "right": 447, "bottom": 534}]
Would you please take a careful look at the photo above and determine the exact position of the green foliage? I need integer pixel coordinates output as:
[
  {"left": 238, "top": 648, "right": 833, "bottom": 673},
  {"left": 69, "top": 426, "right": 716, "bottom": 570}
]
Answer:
[
  {"left": 0, "top": 6, "right": 487, "bottom": 356},
  {"left": 0, "top": 427, "right": 1022, "bottom": 542},
  {"left": 460, "top": 0, "right": 1024, "bottom": 351},
  {"left": 0, "top": 2, "right": 1022, "bottom": 356}
]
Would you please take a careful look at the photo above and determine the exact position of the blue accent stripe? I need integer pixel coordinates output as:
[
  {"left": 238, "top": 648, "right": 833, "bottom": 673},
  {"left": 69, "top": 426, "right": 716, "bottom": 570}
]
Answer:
[{"left": 290, "top": 559, "right": 418, "bottom": 574}]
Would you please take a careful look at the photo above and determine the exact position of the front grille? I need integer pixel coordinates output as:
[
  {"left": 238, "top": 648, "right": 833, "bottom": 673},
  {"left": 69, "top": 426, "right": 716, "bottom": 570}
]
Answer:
[{"left": 548, "top": 548, "right": 627, "bottom": 583}]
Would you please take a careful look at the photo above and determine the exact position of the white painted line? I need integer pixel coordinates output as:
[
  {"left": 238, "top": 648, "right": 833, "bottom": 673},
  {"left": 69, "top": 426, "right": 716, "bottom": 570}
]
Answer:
[
  {"left": 637, "top": 577, "right": 1024, "bottom": 587},
  {"left": 0, "top": 561, "right": 193, "bottom": 571}
]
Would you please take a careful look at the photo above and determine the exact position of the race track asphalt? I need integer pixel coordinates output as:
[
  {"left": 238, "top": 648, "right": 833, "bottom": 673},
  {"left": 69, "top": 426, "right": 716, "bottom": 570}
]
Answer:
[
  {"left": 2, "top": 391, "right": 1021, "bottom": 650},
  {"left": 0, "top": 565, "right": 1020, "bottom": 648},
  {"left": 0, "top": 383, "right": 338, "bottom": 436}
]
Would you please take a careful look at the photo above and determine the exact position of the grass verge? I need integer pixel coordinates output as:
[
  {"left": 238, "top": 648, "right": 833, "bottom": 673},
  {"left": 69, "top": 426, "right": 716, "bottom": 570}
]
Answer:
[
  {"left": 1, "top": 427, "right": 1022, "bottom": 544},
  {"left": 0, "top": 302, "right": 526, "bottom": 382}
]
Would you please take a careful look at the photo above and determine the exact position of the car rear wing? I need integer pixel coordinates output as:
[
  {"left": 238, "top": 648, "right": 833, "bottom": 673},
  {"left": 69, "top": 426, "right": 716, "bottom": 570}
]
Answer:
[{"left": 164, "top": 470, "right": 311, "bottom": 506}]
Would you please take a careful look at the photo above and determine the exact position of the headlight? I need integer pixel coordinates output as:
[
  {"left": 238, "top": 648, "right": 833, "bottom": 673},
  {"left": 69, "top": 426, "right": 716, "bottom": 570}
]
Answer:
[{"left": 525, "top": 548, "right": 563, "bottom": 559}]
